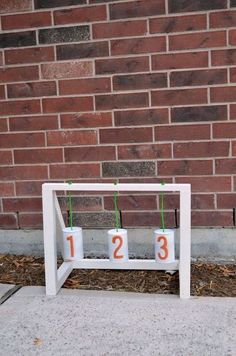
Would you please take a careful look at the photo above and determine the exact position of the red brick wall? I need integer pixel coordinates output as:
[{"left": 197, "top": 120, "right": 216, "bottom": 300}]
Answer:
[{"left": 0, "top": 0, "right": 236, "bottom": 229}]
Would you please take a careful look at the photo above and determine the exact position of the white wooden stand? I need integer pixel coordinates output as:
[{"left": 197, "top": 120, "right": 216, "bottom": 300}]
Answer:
[{"left": 42, "top": 183, "right": 191, "bottom": 298}]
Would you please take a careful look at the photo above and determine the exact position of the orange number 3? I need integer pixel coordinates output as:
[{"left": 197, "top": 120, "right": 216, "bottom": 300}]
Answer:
[
  {"left": 67, "top": 235, "right": 74, "bottom": 258},
  {"left": 112, "top": 235, "right": 124, "bottom": 259},
  {"left": 157, "top": 235, "right": 168, "bottom": 260}
]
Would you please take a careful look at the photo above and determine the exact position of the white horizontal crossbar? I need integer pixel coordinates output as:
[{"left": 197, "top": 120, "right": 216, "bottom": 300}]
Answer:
[{"left": 72, "top": 259, "right": 179, "bottom": 270}]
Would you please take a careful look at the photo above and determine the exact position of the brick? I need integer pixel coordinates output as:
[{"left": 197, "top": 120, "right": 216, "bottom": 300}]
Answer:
[
  {"left": 102, "top": 161, "right": 156, "bottom": 177},
  {"left": 0, "top": 183, "right": 14, "bottom": 197},
  {"left": 171, "top": 105, "right": 227, "bottom": 123},
  {"left": 59, "top": 196, "right": 102, "bottom": 211},
  {"left": 231, "top": 68, "right": 236, "bottom": 82},
  {"left": 213, "top": 123, "right": 236, "bottom": 138},
  {"left": 111, "top": 36, "right": 166, "bottom": 56},
  {"left": 65, "top": 146, "right": 116, "bottom": 162},
  {"left": 54, "top": 5, "right": 106, "bottom": 25},
  {"left": 155, "top": 124, "right": 210, "bottom": 141},
  {"left": 152, "top": 88, "right": 207, "bottom": 106},
  {"left": 176, "top": 176, "right": 232, "bottom": 192},
  {"left": 158, "top": 160, "right": 213, "bottom": 176},
  {"left": 14, "top": 148, "right": 63, "bottom": 164},
  {"left": 0, "top": 166, "right": 48, "bottom": 181},
  {"left": 18, "top": 213, "right": 43, "bottom": 229},
  {"left": 96, "top": 56, "right": 149, "bottom": 75},
  {"left": 104, "top": 195, "right": 157, "bottom": 211},
  {"left": 232, "top": 141, "right": 236, "bottom": 155},
  {"left": 118, "top": 144, "right": 171, "bottom": 160},
  {"left": 217, "top": 194, "right": 236, "bottom": 209},
  {"left": 50, "top": 163, "right": 100, "bottom": 179},
  {"left": 0, "top": 66, "right": 39, "bottom": 83},
  {"left": 168, "top": 0, "right": 227, "bottom": 13},
  {"left": 35, "top": 0, "right": 86, "bottom": 8},
  {"left": 0, "top": 100, "right": 41, "bottom": 116},
  {"left": 74, "top": 212, "right": 115, "bottom": 228},
  {"left": 230, "top": 104, "right": 236, "bottom": 119},
  {"left": 42, "top": 96, "right": 93, "bottom": 113},
  {"left": 93, "top": 20, "right": 147, "bottom": 39},
  {"left": 191, "top": 211, "right": 232, "bottom": 227},
  {"left": 0, "top": 132, "right": 45, "bottom": 149},
  {"left": 15, "top": 181, "right": 43, "bottom": 196},
  {"left": 0, "top": 214, "right": 18, "bottom": 229},
  {"left": 150, "top": 14, "right": 206, "bottom": 33},
  {"left": 210, "top": 10, "right": 236, "bottom": 28},
  {"left": 0, "top": 118, "right": 8, "bottom": 132},
  {"left": 41, "top": 61, "right": 93, "bottom": 79},
  {"left": 47, "top": 130, "right": 97, "bottom": 146},
  {"left": 162, "top": 193, "right": 215, "bottom": 210},
  {"left": 211, "top": 49, "right": 236, "bottom": 66},
  {"left": 5, "top": 47, "right": 54, "bottom": 65},
  {"left": 9, "top": 115, "right": 58, "bottom": 131},
  {"left": 3, "top": 198, "right": 42, "bottom": 212},
  {"left": 110, "top": 0, "right": 165, "bottom": 20},
  {"left": 0, "top": 0, "right": 32, "bottom": 14},
  {"left": 215, "top": 159, "right": 236, "bottom": 174},
  {"left": 113, "top": 73, "right": 167, "bottom": 91},
  {"left": 100, "top": 127, "right": 152, "bottom": 144},
  {"left": 192, "top": 194, "right": 215, "bottom": 209},
  {"left": 229, "top": 30, "right": 236, "bottom": 45},
  {"left": 57, "top": 41, "right": 109, "bottom": 60},
  {"left": 211, "top": 86, "right": 236, "bottom": 103},
  {"left": 0, "top": 31, "right": 36, "bottom": 49},
  {"left": 0, "top": 151, "right": 12, "bottom": 164},
  {"left": 7, "top": 81, "right": 57, "bottom": 98},
  {"left": 59, "top": 78, "right": 111, "bottom": 95},
  {"left": 2, "top": 12, "right": 51, "bottom": 30},
  {"left": 39, "top": 26, "right": 90, "bottom": 45},
  {"left": 0, "top": 85, "right": 5, "bottom": 99},
  {"left": 169, "top": 31, "right": 226, "bottom": 51},
  {"left": 152, "top": 52, "right": 208, "bottom": 70},
  {"left": 122, "top": 212, "right": 175, "bottom": 228},
  {"left": 170, "top": 69, "right": 227, "bottom": 87},
  {"left": 114, "top": 108, "right": 168, "bottom": 127},
  {"left": 156, "top": 124, "right": 211, "bottom": 142},
  {"left": 61, "top": 112, "right": 112, "bottom": 128},
  {"left": 174, "top": 141, "right": 229, "bottom": 158},
  {"left": 96, "top": 93, "right": 149, "bottom": 110}
]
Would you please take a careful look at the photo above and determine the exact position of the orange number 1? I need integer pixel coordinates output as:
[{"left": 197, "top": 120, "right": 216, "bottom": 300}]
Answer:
[
  {"left": 157, "top": 235, "right": 168, "bottom": 260},
  {"left": 67, "top": 235, "right": 74, "bottom": 257},
  {"left": 112, "top": 235, "right": 124, "bottom": 259}
]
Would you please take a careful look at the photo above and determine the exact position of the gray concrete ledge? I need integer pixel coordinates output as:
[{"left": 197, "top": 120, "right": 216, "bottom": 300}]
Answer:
[{"left": 0, "top": 228, "right": 236, "bottom": 260}]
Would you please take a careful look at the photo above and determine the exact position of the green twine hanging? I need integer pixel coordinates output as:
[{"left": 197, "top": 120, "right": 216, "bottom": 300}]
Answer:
[
  {"left": 114, "top": 180, "right": 120, "bottom": 232},
  {"left": 67, "top": 181, "right": 73, "bottom": 230},
  {"left": 160, "top": 182, "right": 166, "bottom": 232}
]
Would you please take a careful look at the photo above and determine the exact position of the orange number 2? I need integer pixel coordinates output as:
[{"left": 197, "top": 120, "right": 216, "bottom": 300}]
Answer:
[
  {"left": 67, "top": 235, "right": 74, "bottom": 257},
  {"left": 157, "top": 235, "right": 168, "bottom": 260},
  {"left": 112, "top": 235, "right": 124, "bottom": 259}
]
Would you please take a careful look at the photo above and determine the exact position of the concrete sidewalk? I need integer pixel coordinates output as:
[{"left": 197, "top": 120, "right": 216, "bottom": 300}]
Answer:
[{"left": 0, "top": 285, "right": 235, "bottom": 356}]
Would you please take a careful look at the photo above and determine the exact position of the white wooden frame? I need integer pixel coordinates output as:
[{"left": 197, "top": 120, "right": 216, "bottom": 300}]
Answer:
[{"left": 42, "top": 183, "right": 191, "bottom": 298}]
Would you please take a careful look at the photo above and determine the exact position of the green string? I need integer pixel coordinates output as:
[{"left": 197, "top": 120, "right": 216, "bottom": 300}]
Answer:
[
  {"left": 160, "top": 182, "right": 165, "bottom": 232},
  {"left": 67, "top": 181, "right": 73, "bottom": 230},
  {"left": 114, "top": 180, "right": 120, "bottom": 232}
]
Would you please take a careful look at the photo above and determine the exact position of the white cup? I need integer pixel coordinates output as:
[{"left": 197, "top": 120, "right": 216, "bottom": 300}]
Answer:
[
  {"left": 153, "top": 229, "right": 175, "bottom": 263},
  {"left": 62, "top": 227, "right": 84, "bottom": 261},
  {"left": 108, "top": 228, "right": 129, "bottom": 262}
]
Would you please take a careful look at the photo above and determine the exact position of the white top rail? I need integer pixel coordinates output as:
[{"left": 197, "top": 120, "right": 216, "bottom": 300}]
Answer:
[{"left": 42, "top": 183, "right": 190, "bottom": 192}]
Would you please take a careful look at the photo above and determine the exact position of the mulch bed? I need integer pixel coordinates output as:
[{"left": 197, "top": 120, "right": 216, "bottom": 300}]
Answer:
[{"left": 0, "top": 254, "right": 235, "bottom": 297}]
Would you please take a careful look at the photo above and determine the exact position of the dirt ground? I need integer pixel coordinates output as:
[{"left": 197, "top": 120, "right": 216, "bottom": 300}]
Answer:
[{"left": 0, "top": 254, "right": 235, "bottom": 297}]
